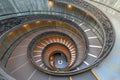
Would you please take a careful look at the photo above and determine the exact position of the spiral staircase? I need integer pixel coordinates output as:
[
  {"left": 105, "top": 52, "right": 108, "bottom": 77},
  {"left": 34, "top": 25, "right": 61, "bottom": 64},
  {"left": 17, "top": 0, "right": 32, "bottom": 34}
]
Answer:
[{"left": 0, "top": 0, "right": 119, "bottom": 80}]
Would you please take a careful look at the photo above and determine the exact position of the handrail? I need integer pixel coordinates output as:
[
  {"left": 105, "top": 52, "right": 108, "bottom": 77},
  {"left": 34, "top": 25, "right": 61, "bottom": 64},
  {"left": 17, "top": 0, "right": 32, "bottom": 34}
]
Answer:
[
  {"left": 0, "top": 10, "right": 103, "bottom": 40},
  {"left": 0, "top": 0, "right": 115, "bottom": 78},
  {"left": 88, "top": 0, "right": 120, "bottom": 13}
]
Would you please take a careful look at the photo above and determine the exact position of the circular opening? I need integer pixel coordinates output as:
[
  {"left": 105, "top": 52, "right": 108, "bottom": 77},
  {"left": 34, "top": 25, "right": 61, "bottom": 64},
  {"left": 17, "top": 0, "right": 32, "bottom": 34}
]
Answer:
[{"left": 50, "top": 52, "right": 68, "bottom": 69}]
